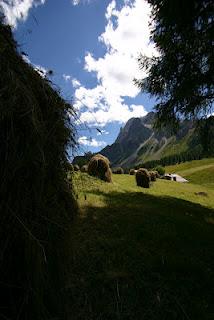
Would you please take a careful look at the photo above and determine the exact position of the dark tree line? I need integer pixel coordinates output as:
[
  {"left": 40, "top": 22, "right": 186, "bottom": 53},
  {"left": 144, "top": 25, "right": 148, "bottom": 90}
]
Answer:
[{"left": 139, "top": 146, "right": 204, "bottom": 169}]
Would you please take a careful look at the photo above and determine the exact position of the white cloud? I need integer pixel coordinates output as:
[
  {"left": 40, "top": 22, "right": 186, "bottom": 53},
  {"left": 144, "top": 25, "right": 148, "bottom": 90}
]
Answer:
[
  {"left": 63, "top": 75, "right": 81, "bottom": 88},
  {"left": 34, "top": 63, "right": 48, "bottom": 77},
  {"left": 74, "top": 0, "right": 157, "bottom": 126},
  {"left": 22, "top": 54, "right": 48, "bottom": 77},
  {"left": 78, "top": 136, "right": 106, "bottom": 148},
  {"left": 71, "top": 0, "right": 80, "bottom": 5},
  {"left": 0, "top": 0, "right": 46, "bottom": 28},
  {"left": 71, "top": 0, "right": 92, "bottom": 6},
  {"left": 63, "top": 74, "right": 72, "bottom": 81},
  {"left": 79, "top": 104, "right": 147, "bottom": 127},
  {"left": 72, "top": 78, "right": 81, "bottom": 88},
  {"left": 97, "top": 129, "right": 109, "bottom": 136}
]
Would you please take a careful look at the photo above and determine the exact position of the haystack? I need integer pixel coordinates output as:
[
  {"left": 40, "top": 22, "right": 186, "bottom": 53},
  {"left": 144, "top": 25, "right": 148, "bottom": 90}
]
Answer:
[
  {"left": 66, "top": 162, "right": 74, "bottom": 172},
  {"left": 88, "top": 154, "right": 112, "bottom": 182},
  {"left": 149, "top": 171, "right": 157, "bottom": 181},
  {"left": 0, "top": 21, "right": 77, "bottom": 320},
  {"left": 113, "top": 167, "right": 124, "bottom": 174},
  {"left": 81, "top": 164, "right": 88, "bottom": 172},
  {"left": 129, "top": 169, "right": 136, "bottom": 175},
  {"left": 74, "top": 164, "right": 80, "bottom": 171},
  {"left": 136, "top": 168, "right": 151, "bottom": 188}
]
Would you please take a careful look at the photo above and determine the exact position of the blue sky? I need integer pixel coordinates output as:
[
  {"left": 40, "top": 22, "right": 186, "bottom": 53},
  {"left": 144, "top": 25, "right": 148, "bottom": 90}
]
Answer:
[{"left": 1, "top": 0, "right": 157, "bottom": 156}]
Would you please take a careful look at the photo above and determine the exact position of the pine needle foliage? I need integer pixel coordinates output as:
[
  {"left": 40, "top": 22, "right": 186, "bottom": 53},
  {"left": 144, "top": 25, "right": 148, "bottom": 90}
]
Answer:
[
  {"left": 135, "top": 0, "right": 214, "bottom": 129},
  {"left": 0, "top": 21, "right": 77, "bottom": 320}
]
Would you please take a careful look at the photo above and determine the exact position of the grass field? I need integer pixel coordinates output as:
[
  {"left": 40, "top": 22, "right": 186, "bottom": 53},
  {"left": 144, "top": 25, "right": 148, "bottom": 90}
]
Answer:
[
  {"left": 166, "top": 158, "right": 214, "bottom": 189},
  {"left": 67, "top": 165, "right": 214, "bottom": 320}
]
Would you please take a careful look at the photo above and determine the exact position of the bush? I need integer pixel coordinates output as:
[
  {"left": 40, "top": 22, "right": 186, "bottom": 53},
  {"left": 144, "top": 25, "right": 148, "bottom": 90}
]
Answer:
[
  {"left": 88, "top": 154, "right": 112, "bottom": 182},
  {"left": 155, "top": 165, "right": 165, "bottom": 176},
  {"left": 81, "top": 164, "right": 88, "bottom": 172},
  {"left": 74, "top": 164, "right": 80, "bottom": 171},
  {"left": 149, "top": 171, "right": 157, "bottom": 181},
  {"left": 135, "top": 168, "right": 151, "bottom": 188},
  {"left": 113, "top": 167, "right": 124, "bottom": 174},
  {"left": 129, "top": 169, "right": 136, "bottom": 175}
]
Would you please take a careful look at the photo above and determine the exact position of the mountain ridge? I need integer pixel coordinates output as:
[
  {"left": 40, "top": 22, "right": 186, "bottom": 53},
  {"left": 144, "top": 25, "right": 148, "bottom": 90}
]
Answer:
[{"left": 100, "top": 112, "right": 199, "bottom": 167}]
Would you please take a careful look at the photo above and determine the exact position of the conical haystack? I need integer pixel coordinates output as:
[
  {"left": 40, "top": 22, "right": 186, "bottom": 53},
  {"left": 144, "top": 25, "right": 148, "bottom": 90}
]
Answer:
[
  {"left": 136, "top": 168, "right": 151, "bottom": 188},
  {"left": 0, "top": 21, "right": 77, "bottom": 320},
  {"left": 88, "top": 154, "right": 112, "bottom": 182}
]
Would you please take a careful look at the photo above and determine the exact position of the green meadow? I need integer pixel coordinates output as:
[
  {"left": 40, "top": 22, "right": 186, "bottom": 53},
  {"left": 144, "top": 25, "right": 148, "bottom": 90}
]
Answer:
[
  {"left": 166, "top": 158, "right": 214, "bottom": 189},
  {"left": 67, "top": 159, "right": 214, "bottom": 320}
]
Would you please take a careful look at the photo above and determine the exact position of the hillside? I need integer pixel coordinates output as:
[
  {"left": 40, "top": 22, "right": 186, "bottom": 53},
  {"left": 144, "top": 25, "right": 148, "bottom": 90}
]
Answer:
[
  {"left": 166, "top": 158, "right": 214, "bottom": 189},
  {"left": 100, "top": 112, "right": 205, "bottom": 167}
]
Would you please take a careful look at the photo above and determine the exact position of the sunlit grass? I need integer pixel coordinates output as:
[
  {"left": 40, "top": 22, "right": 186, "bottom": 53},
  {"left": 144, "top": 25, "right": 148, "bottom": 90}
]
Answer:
[
  {"left": 74, "top": 172, "right": 214, "bottom": 209},
  {"left": 68, "top": 171, "right": 214, "bottom": 319},
  {"left": 165, "top": 158, "right": 214, "bottom": 189}
]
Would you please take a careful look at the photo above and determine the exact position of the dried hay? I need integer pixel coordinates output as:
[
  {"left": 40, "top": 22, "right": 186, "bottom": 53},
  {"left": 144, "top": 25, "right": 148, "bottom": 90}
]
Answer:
[
  {"left": 129, "top": 169, "right": 136, "bottom": 175},
  {"left": 136, "top": 168, "right": 151, "bottom": 188},
  {"left": 88, "top": 154, "right": 112, "bottom": 182},
  {"left": 149, "top": 171, "right": 157, "bottom": 181},
  {"left": 74, "top": 164, "right": 80, "bottom": 171},
  {"left": 113, "top": 167, "right": 124, "bottom": 174},
  {"left": 0, "top": 21, "right": 77, "bottom": 320},
  {"left": 81, "top": 164, "right": 88, "bottom": 172}
]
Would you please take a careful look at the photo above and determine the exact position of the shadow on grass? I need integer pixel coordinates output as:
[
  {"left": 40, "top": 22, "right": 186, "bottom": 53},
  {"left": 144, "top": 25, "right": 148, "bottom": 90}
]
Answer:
[{"left": 67, "top": 191, "right": 214, "bottom": 320}]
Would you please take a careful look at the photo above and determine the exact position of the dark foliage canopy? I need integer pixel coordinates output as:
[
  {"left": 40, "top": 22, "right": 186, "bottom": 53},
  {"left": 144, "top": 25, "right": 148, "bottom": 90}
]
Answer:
[{"left": 136, "top": 0, "right": 214, "bottom": 128}]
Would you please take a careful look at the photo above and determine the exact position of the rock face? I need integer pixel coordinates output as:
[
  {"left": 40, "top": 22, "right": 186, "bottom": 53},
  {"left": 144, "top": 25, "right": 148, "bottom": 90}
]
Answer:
[
  {"left": 100, "top": 113, "right": 154, "bottom": 166},
  {"left": 100, "top": 112, "right": 199, "bottom": 167}
]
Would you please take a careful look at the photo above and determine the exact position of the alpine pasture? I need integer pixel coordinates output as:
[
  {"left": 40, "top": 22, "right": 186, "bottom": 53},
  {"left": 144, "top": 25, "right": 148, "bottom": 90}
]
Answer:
[{"left": 68, "top": 158, "right": 214, "bottom": 319}]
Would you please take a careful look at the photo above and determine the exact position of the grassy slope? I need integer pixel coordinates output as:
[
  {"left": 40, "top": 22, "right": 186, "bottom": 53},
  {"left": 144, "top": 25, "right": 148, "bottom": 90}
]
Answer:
[
  {"left": 68, "top": 172, "right": 214, "bottom": 320},
  {"left": 161, "top": 129, "right": 195, "bottom": 158},
  {"left": 137, "top": 129, "right": 194, "bottom": 163},
  {"left": 166, "top": 158, "right": 214, "bottom": 189}
]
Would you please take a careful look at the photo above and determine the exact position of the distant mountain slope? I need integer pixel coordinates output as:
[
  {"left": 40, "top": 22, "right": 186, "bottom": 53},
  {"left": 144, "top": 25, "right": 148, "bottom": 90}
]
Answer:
[{"left": 100, "top": 112, "right": 201, "bottom": 167}]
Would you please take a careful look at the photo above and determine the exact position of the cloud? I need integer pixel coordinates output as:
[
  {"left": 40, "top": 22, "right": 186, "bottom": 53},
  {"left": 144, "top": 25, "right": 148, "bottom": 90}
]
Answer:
[
  {"left": 78, "top": 136, "right": 106, "bottom": 147},
  {"left": 63, "top": 74, "right": 81, "bottom": 88},
  {"left": 74, "top": 0, "right": 157, "bottom": 126},
  {"left": 71, "top": 0, "right": 92, "bottom": 6},
  {"left": 34, "top": 63, "right": 48, "bottom": 77},
  {"left": 0, "top": 0, "right": 46, "bottom": 28},
  {"left": 63, "top": 74, "right": 72, "bottom": 81},
  {"left": 72, "top": 78, "right": 81, "bottom": 88},
  {"left": 71, "top": 0, "right": 80, "bottom": 5},
  {"left": 97, "top": 129, "right": 109, "bottom": 136},
  {"left": 22, "top": 54, "right": 48, "bottom": 77},
  {"left": 79, "top": 104, "right": 147, "bottom": 127}
]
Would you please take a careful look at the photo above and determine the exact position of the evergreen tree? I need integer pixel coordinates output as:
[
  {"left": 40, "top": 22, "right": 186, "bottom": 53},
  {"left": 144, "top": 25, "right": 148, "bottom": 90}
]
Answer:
[{"left": 135, "top": 0, "right": 214, "bottom": 129}]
